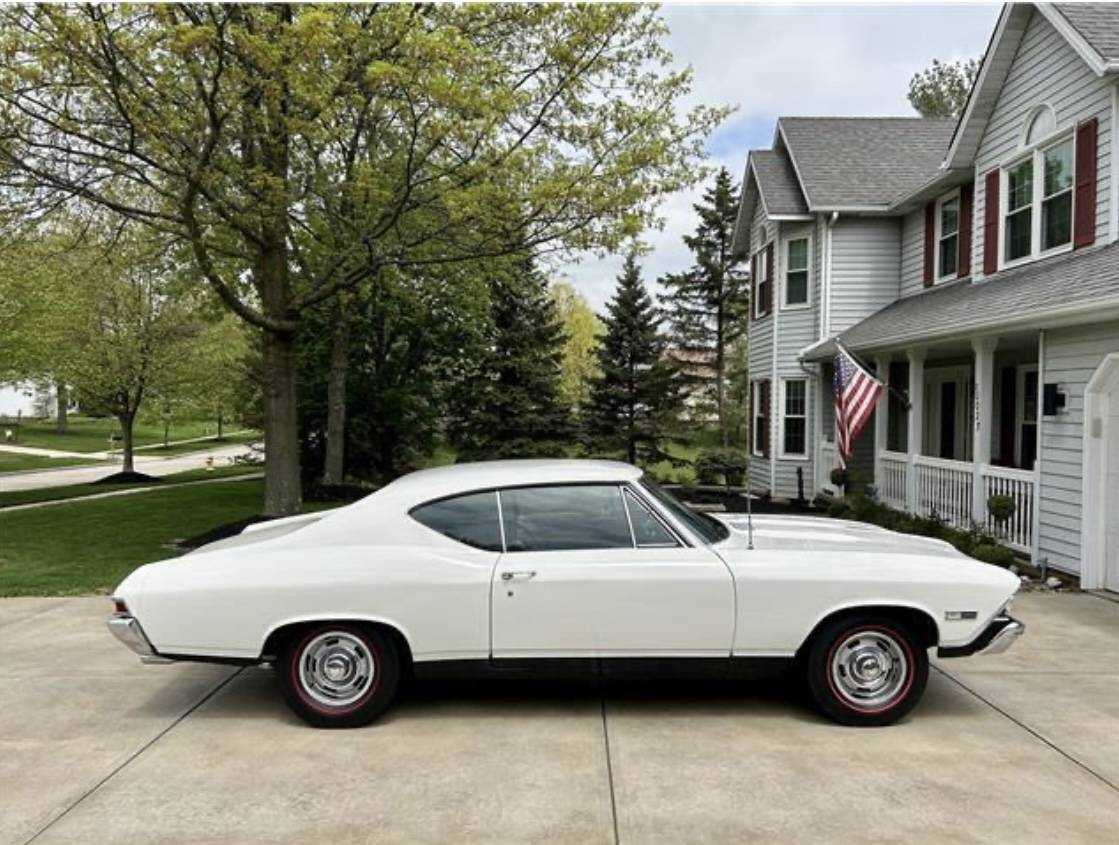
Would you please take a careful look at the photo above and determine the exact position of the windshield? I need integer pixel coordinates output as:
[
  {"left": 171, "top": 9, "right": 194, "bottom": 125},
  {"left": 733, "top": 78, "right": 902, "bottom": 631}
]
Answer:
[{"left": 638, "top": 476, "right": 730, "bottom": 545}]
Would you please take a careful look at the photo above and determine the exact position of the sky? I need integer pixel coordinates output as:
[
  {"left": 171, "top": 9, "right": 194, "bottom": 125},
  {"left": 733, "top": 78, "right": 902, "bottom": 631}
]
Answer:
[{"left": 557, "top": 2, "right": 1001, "bottom": 312}]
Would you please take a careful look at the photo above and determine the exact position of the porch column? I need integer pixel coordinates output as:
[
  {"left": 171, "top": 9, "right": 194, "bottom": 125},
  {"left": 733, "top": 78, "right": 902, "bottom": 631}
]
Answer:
[
  {"left": 906, "top": 348, "right": 926, "bottom": 512},
  {"left": 972, "top": 336, "right": 998, "bottom": 524},
  {"left": 874, "top": 355, "right": 890, "bottom": 489}
]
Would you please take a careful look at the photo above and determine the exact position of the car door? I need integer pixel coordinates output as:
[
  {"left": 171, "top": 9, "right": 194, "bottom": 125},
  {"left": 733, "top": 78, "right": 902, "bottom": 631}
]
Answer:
[{"left": 490, "top": 483, "right": 735, "bottom": 658}]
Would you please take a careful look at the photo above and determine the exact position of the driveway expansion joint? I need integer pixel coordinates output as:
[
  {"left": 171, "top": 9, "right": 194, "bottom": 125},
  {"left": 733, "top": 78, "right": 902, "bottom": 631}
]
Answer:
[{"left": 601, "top": 697, "right": 620, "bottom": 845}]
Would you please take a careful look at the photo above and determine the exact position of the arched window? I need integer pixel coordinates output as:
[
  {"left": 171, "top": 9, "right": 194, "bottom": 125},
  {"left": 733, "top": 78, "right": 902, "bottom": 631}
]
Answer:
[{"left": 1024, "top": 105, "right": 1057, "bottom": 146}]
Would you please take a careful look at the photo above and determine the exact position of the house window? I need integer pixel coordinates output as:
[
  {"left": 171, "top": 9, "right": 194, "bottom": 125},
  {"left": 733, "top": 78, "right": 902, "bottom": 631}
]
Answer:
[
  {"left": 1002, "top": 135, "right": 1074, "bottom": 266},
  {"left": 751, "top": 380, "right": 767, "bottom": 457},
  {"left": 784, "top": 237, "right": 809, "bottom": 307},
  {"left": 780, "top": 378, "right": 807, "bottom": 458},
  {"left": 936, "top": 194, "right": 959, "bottom": 279},
  {"left": 754, "top": 244, "right": 770, "bottom": 318}
]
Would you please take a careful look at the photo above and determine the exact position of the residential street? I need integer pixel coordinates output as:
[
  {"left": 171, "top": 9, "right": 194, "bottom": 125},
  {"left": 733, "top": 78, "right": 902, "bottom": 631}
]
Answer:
[
  {"left": 2, "top": 591, "right": 1117, "bottom": 845},
  {"left": 0, "top": 443, "right": 258, "bottom": 492}
]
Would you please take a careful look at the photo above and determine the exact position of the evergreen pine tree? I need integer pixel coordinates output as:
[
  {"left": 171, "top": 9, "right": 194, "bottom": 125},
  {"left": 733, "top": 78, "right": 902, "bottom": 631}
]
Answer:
[
  {"left": 453, "top": 253, "right": 570, "bottom": 460},
  {"left": 588, "top": 254, "right": 683, "bottom": 465},
  {"left": 660, "top": 167, "right": 749, "bottom": 446}
]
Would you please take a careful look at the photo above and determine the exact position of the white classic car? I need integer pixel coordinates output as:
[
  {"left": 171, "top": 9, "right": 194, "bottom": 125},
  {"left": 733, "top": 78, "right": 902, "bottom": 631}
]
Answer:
[{"left": 109, "top": 460, "right": 1022, "bottom": 727}]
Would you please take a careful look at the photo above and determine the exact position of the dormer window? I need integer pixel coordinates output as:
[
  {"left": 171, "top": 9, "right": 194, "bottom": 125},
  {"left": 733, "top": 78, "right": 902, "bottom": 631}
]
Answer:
[
  {"left": 936, "top": 192, "right": 960, "bottom": 280},
  {"left": 1001, "top": 134, "right": 1073, "bottom": 266}
]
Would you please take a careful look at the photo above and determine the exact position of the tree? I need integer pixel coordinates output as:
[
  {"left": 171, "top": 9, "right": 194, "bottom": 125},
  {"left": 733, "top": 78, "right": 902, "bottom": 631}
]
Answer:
[
  {"left": 550, "top": 281, "right": 605, "bottom": 415},
  {"left": 587, "top": 254, "right": 683, "bottom": 465},
  {"left": 660, "top": 167, "right": 749, "bottom": 446},
  {"left": 908, "top": 58, "right": 980, "bottom": 119},
  {"left": 452, "top": 253, "right": 570, "bottom": 461},
  {"left": 0, "top": 5, "right": 726, "bottom": 515}
]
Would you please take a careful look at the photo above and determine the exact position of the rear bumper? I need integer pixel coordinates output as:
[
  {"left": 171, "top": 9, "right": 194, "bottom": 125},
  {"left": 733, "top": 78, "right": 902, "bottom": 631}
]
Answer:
[
  {"left": 107, "top": 615, "right": 172, "bottom": 664},
  {"left": 937, "top": 614, "right": 1024, "bottom": 658}
]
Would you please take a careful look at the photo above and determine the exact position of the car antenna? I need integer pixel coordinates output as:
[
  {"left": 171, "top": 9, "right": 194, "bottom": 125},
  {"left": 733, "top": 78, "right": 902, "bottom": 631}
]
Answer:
[{"left": 745, "top": 456, "right": 754, "bottom": 551}]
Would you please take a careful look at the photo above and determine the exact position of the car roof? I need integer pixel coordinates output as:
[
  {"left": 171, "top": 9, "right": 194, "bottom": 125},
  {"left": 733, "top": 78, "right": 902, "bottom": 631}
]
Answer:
[{"left": 375, "top": 459, "right": 643, "bottom": 506}]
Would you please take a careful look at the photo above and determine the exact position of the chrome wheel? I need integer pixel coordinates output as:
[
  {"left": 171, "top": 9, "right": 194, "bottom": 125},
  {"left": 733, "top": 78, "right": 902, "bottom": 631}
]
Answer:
[
  {"left": 829, "top": 629, "right": 909, "bottom": 711},
  {"left": 297, "top": 630, "right": 376, "bottom": 709}
]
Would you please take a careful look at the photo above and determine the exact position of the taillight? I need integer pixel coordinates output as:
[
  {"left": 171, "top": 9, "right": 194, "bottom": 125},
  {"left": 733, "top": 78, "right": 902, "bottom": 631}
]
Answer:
[{"left": 112, "top": 598, "right": 129, "bottom": 615}]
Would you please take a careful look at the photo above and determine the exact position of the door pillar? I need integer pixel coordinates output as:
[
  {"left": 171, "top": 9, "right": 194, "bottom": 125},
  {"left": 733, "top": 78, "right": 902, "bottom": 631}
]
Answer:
[
  {"left": 874, "top": 355, "right": 890, "bottom": 491},
  {"left": 906, "top": 348, "right": 926, "bottom": 512},
  {"left": 972, "top": 336, "right": 998, "bottom": 524}
]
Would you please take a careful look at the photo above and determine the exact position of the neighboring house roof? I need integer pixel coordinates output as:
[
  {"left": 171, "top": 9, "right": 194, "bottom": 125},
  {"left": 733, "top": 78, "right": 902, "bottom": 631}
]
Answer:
[
  {"left": 778, "top": 117, "right": 956, "bottom": 210},
  {"left": 1052, "top": 3, "right": 1119, "bottom": 68},
  {"left": 802, "top": 242, "right": 1119, "bottom": 359},
  {"left": 750, "top": 148, "right": 808, "bottom": 216}
]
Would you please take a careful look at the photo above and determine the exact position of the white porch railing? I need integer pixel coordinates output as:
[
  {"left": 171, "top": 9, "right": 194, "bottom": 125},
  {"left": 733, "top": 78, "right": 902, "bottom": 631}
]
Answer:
[
  {"left": 980, "top": 464, "right": 1035, "bottom": 553},
  {"left": 878, "top": 450, "right": 908, "bottom": 510},
  {"left": 914, "top": 455, "right": 974, "bottom": 529}
]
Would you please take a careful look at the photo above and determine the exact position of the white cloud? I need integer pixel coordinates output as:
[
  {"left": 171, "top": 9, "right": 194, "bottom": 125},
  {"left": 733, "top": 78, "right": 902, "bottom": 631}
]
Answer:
[{"left": 556, "top": 3, "right": 1000, "bottom": 312}]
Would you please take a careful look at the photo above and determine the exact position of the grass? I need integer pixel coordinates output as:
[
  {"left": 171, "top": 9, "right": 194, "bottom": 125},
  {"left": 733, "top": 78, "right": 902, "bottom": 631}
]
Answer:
[
  {"left": 0, "top": 452, "right": 104, "bottom": 474},
  {"left": 0, "top": 476, "right": 344, "bottom": 596},
  {"left": 0, "top": 465, "right": 262, "bottom": 510},
  {"left": 4, "top": 415, "right": 246, "bottom": 453}
]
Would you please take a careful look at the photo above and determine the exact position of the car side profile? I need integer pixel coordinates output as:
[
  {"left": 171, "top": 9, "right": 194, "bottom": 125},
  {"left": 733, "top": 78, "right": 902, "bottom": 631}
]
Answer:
[{"left": 108, "top": 459, "right": 1023, "bottom": 727}]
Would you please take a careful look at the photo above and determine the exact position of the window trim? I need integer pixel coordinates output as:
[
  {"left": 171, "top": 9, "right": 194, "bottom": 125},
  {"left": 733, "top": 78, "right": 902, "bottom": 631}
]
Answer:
[
  {"left": 778, "top": 377, "right": 809, "bottom": 460},
  {"left": 781, "top": 234, "right": 811, "bottom": 310},
  {"left": 934, "top": 188, "right": 961, "bottom": 282},
  {"left": 622, "top": 487, "right": 683, "bottom": 549},
  {"left": 998, "top": 129, "right": 1075, "bottom": 271},
  {"left": 753, "top": 240, "right": 771, "bottom": 319}
]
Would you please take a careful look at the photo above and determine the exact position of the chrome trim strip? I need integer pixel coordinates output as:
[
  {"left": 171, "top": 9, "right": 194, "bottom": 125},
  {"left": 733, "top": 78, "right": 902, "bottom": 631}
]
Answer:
[
  {"left": 106, "top": 615, "right": 158, "bottom": 658},
  {"left": 978, "top": 619, "right": 1025, "bottom": 655}
]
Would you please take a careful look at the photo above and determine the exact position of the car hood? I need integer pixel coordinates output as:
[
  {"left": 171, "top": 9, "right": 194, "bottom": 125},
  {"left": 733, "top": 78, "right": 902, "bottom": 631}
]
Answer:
[{"left": 711, "top": 513, "right": 966, "bottom": 559}]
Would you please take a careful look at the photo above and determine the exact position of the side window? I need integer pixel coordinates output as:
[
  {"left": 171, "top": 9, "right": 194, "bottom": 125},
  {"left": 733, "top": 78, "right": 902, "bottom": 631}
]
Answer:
[
  {"left": 411, "top": 491, "right": 503, "bottom": 552},
  {"left": 624, "top": 490, "right": 679, "bottom": 547},
  {"left": 500, "top": 485, "right": 632, "bottom": 552}
]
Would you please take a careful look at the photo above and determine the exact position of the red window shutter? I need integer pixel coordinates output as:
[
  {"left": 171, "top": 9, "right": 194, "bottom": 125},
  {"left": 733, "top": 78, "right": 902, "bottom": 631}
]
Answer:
[
  {"left": 983, "top": 170, "right": 999, "bottom": 274},
  {"left": 923, "top": 202, "right": 935, "bottom": 287},
  {"left": 764, "top": 242, "right": 774, "bottom": 314},
  {"left": 1074, "top": 117, "right": 1098, "bottom": 249},
  {"left": 958, "top": 181, "right": 973, "bottom": 277},
  {"left": 761, "top": 380, "right": 771, "bottom": 458}
]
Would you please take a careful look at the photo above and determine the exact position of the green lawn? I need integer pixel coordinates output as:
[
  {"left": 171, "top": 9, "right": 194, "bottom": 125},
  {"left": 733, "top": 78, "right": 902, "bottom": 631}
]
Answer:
[
  {"left": 6, "top": 416, "right": 241, "bottom": 453},
  {"left": 0, "top": 477, "right": 344, "bottom": 596},
  {"left": 0, "top": 465, "right": 262, "bottom": 509},
  {"left": 0, "top": 452, "right": 104, "bottom": 474}
]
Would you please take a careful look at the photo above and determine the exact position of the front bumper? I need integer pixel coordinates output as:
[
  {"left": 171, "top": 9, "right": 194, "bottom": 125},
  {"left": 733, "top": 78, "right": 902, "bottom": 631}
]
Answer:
[
  {"left": 937, "top": 614, "right": 1024, "bottom": 658},
  {"left": 107, "top": 615, "right": 172, "bottom": 664}
]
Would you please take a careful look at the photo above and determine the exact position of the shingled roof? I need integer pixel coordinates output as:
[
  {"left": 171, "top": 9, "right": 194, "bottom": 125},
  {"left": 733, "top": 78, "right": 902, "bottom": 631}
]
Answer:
[
  {"left": 803, "top": 241, "right": 1119, "bottom": 360},
  {"left": 749, "top": 148, "right": 808, "bottom": 216},
  {"left": 778, "top": 117, "right": 956, "bottom": 210},
  {"left": 1054, "top": 3, "right": 1119, "bottom": 65}
]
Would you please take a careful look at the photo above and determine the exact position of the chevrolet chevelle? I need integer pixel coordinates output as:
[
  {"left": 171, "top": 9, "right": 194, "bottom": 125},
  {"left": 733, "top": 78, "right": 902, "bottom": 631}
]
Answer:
[{"left": 108, "top": 460, "right": 1023, "bottom": 727}]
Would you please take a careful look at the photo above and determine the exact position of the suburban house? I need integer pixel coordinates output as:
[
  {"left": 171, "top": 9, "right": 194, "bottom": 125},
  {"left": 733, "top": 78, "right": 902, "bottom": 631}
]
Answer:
[{"left": 733, "top": 2, "right": 1119, "bottom": 590}]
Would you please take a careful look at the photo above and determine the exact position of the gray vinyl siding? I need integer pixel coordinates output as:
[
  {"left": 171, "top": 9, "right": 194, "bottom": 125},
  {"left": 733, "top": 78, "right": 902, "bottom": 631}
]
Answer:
[
  {"left": 899, "top": 208, "right": 926, "bottom": 298},
  {"left": 748, "top": 196, "right": 778, "bottom": 494},
  {"left": 1037, "top": 320, "right": 1119, "bottom": 575},
  {"left": 827, "top": 217, "right": 902, "bottom": 334},
  {"left": 973, "top": 8, "right": 1113, "bottom": 278}
]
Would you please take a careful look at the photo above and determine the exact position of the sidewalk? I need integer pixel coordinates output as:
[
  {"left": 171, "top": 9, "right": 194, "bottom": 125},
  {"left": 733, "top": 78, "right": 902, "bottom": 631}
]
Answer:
[{"left": 0, "top": 429, "right": 255, "bottom": 461}]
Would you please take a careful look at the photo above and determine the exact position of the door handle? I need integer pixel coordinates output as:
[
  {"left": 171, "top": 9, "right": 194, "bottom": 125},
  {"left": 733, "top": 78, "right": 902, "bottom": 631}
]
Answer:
[{"left": 501, "top": 570, "right": 537, "bottom": 581}]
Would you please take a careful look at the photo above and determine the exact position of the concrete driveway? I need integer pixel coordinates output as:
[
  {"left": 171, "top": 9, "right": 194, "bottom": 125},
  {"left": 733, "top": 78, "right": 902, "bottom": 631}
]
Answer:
[{"left": 2, "top": 592, "right": 1118, "bottom": 845}]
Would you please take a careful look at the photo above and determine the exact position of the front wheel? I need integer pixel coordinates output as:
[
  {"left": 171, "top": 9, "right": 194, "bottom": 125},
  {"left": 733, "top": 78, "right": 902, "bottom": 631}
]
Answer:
[
  {"left": 278, "top": 624, "right": 399, "bottom": 728},
  {"left": 805, "top": 615, "right": 928, "bottom": 727}
]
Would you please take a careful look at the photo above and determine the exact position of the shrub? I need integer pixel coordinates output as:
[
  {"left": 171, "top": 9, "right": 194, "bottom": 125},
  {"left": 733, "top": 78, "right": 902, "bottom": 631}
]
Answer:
[
  {"left": 970, "top": 543, "right": 1016, "bottom": 567},
  {"left": 829, "top": 467, "right": 848, "bottom": 488},
  {"left": 695, "top": 449, "right": 748, "bottom": 487},
  {"left": 987, "top": 494, "right": 1016, "bottom": 526},
  {"left": 827, "top": 500, "right": 854, "bottom": 519}
]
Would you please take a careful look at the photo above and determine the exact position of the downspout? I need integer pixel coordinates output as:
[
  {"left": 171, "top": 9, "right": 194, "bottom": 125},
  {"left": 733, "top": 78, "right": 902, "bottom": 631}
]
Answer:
[
  {"left": 771, "top": 224, "right": 780, "bottom": 495},
  {"left": 822, "top": 211, "right": 839, "bottom": 340}
]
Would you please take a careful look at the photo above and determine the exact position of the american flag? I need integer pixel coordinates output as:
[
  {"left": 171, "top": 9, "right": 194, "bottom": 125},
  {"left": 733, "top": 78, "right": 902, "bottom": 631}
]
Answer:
[{"left": 833, "top": 346, "right": 883, "bottom": 467}]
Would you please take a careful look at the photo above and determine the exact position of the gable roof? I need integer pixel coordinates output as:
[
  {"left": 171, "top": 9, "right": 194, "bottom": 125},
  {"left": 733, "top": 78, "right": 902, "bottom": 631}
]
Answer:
[
  {"left": 778, "top": 117, "right": 956, "bottom": 211},
  {"left": 802, "top": 241, "right": 1119, "bottom": 359},
  {"left": 1051, "top": 4, "right": 1119, "bottom": 69},
  {"left": 750, "top": 148, "right": 808, "bottom": 216}
]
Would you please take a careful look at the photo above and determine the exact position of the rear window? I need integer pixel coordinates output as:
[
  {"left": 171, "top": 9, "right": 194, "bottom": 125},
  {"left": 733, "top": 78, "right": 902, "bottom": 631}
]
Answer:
[{"left": 411, "top": 491, "right": 503, "bottom": 552}]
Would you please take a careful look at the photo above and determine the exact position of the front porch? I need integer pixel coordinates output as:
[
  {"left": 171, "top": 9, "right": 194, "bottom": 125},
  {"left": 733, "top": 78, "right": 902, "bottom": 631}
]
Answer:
[{"left": 821, "top": 331, "right": 1043, "bottom": 557}]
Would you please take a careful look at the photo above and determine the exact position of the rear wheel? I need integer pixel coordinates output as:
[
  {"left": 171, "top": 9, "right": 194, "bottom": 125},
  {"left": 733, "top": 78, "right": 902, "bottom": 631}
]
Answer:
[
  {"left": 278, "top": 624, "right": 399, "bottom": 728},
  {"left": 805, "top": 615, "right": 928, "bottom": 727}
]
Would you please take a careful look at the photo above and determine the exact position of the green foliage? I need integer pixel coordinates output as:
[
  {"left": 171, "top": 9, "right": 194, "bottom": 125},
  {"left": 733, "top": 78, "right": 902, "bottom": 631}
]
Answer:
[
  {"left": 971, "top": 543, "right": 1016, "bottom": 567},
  {"left": 830, "top": 467, "right": 849, "bottom": 488},
  {"left": 987, "top": 494, "right": 1017, "bottom": 524},
  {"left": 908, "top": 57, "right": 981, "bottom": 119},
  {"left": 695, "top": 448, "right": 748, "bottom": 486},
  {"left": 452, "top": 252, "right": 571, "bottom": 461},
  {"left": 660, "top": 167, "right": 749, "bottom": 442},
  {"left": 586, "top": 254, "right": 685, "bottom": 466},
  {"left": 550, "top": 281, "right": 604, "bottom": 413}
]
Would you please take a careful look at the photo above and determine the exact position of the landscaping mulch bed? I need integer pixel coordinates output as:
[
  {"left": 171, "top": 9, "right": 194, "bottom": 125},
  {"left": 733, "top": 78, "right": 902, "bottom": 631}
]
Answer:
[{"left": 90, "top": 471, "right": 162, "bottom": 486}]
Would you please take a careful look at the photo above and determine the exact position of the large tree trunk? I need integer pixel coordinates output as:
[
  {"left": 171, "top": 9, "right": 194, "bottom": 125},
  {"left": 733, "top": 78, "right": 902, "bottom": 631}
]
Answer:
[
  {"left": 322, "top": 298, "right": 349, "bottom": 485},
  {"left": 118, "top": 413, "right": 135, "bottom": 474},
  {"left": 55, "top": 381, "right": 68, "bottom": 433},
  {"left": 261, "top": 327, "right": 302, "bottom": 516}
]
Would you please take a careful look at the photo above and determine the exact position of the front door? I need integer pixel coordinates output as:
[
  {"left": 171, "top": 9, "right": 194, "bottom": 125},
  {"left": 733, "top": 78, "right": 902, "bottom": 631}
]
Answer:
[{"left": 490, "top": 484, "right": 735, "bottom": 657}]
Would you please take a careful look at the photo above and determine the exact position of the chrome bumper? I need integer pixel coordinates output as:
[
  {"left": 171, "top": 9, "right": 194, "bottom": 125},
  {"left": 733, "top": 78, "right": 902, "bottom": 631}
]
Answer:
[
  {"left": 938, "top": 614, "right": 1024, "bottom": 658},
  {"left": 107, "top": 615, "right": 171, "bottom": 663}
]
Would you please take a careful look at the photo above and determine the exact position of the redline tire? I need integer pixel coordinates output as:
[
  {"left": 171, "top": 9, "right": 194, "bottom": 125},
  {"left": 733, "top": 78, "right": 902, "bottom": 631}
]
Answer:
[
  {"left": 278, "top": 623, "right": 399, "bottom": 728},
  {"left": 805, "top": 614, "right": 928, "bottom": 727}
]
